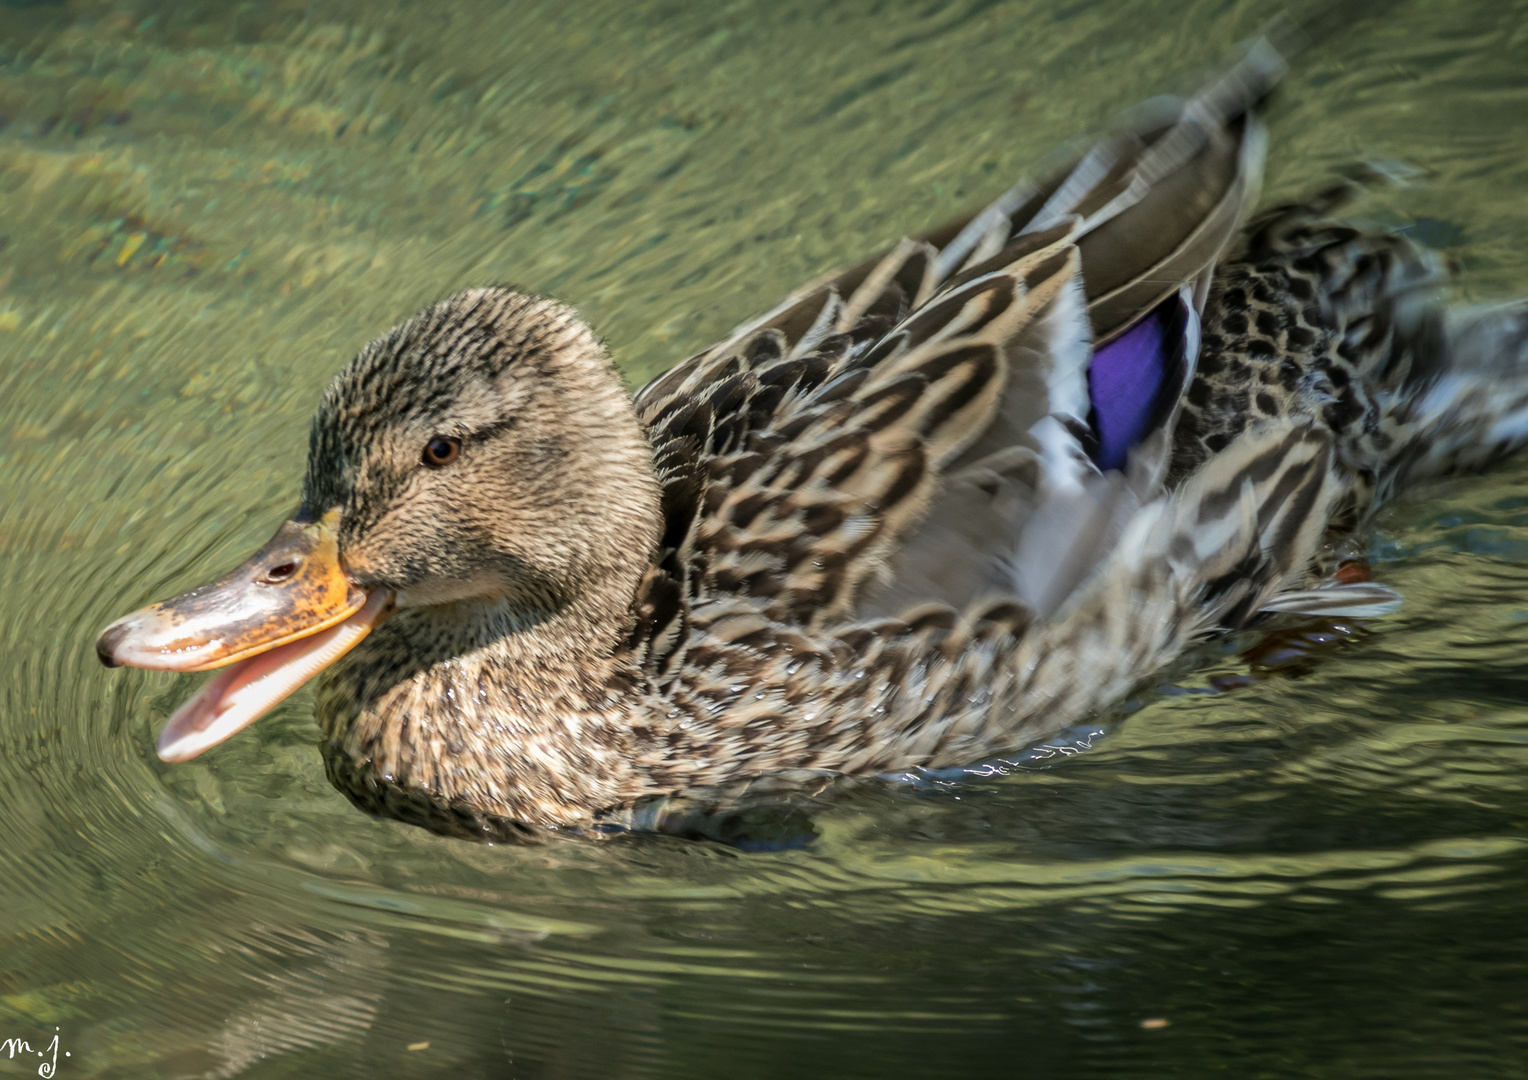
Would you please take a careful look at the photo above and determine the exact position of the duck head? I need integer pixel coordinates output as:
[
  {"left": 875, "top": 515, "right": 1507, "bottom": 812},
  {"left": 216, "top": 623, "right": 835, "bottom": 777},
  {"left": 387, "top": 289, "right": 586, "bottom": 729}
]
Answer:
[{"left": 97, "top": 288, "right": 663, "bottom": 763}]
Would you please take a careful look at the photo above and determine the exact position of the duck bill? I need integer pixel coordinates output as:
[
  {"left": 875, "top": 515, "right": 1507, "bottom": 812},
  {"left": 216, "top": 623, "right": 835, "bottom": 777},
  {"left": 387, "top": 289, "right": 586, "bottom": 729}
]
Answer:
[{"left": 96, "top": 510, "right": 393, "bottom": 762}]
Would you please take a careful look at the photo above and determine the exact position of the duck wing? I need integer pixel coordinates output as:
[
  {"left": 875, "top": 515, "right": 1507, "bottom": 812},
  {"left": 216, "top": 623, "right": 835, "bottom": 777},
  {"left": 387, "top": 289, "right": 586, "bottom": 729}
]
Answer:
[{"left": 628, "top": 41, "right": 1284, "bottom": 667}]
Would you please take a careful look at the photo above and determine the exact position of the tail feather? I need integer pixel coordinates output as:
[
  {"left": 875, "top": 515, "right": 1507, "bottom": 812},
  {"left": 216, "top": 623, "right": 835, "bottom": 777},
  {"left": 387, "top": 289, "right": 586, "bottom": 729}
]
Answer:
[
  {"left": 1377, "top": 301, "right": 1528, "bottom": 500},
  {"left": 1441, "top": 300, "right": 1528, "bottom": 374},
  {"left": 1259, "top": 582, "right": 1403, "bottom": 618}
]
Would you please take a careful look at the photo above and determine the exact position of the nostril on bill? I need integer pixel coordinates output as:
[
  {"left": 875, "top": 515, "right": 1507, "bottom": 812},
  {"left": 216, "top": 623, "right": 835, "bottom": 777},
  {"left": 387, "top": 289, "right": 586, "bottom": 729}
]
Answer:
[
  {"left": 262, "top": 561, "right": 299, "bottom": 583},
  {"left": 96, "top": 622, "right": 130, "bottom": 667}
]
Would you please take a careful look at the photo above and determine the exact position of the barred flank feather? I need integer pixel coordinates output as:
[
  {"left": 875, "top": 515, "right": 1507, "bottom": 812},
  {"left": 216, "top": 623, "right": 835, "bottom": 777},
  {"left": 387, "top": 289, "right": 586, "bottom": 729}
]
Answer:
[{"left": 982, "top": 422, "right": 1343, "bottom": 758}]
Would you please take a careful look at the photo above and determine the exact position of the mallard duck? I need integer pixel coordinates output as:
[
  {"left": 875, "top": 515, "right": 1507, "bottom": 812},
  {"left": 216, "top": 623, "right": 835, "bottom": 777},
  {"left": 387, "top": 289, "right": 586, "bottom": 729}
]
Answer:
[{"left": 97, "top": 40, "right": 1528, "bottom": 840}]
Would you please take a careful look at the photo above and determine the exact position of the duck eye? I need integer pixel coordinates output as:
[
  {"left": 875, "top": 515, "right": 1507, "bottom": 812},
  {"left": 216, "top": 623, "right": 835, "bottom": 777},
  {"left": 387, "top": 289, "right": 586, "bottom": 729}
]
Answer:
[{"left": 421, "top": 436, "right": 461, "bottom": 468}]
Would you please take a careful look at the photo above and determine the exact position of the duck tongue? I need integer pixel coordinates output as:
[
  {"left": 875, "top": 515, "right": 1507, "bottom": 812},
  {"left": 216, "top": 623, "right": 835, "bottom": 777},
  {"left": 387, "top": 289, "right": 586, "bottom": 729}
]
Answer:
[{"left": 95, "top": 509, "right": 392, "bottom": 761}]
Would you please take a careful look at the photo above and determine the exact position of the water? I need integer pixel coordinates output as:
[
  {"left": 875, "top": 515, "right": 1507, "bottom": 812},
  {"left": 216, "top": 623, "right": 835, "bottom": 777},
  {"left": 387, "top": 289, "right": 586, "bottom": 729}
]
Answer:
[{"left": 2, "top": 0, "right": 1527, "bottom": 1075}]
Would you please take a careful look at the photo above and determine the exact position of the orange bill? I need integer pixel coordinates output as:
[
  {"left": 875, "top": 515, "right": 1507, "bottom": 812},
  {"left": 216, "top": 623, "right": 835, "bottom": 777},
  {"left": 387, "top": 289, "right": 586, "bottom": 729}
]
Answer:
[{"left": 96, "top": 510, "right": 393, "bottom": 762}]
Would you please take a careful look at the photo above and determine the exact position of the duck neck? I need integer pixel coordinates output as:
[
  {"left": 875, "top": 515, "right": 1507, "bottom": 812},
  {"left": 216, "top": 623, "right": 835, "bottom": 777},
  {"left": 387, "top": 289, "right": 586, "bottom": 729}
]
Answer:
[{"left": 315, "top": 581, "right": 654, "bottom": 831}]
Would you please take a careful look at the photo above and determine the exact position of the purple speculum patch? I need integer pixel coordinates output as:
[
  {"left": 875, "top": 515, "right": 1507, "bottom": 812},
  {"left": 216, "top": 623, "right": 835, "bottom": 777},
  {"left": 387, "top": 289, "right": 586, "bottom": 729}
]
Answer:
[{"left": 1087, "top": 294, "right": 1191, "bottom": 470}]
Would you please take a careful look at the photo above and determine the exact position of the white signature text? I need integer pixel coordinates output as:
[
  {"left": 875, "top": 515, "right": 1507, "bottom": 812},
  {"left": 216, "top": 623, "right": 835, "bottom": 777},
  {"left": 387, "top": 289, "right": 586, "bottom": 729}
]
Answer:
[{"left": 1, "top": 1028, "right": 69, "bottom": 1077}]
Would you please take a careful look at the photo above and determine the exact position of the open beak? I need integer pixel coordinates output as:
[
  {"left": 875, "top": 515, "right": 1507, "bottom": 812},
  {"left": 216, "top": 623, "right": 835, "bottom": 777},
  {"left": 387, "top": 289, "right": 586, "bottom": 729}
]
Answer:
[{"left": 96, "top": 509, "right": 392, "bottom": 762}]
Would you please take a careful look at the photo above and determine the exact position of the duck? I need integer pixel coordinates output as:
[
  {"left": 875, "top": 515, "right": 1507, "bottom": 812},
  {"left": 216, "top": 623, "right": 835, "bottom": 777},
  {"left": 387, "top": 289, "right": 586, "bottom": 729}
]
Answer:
[{"left": 96, "top": 39, "right": 1528, "bottom": 841}]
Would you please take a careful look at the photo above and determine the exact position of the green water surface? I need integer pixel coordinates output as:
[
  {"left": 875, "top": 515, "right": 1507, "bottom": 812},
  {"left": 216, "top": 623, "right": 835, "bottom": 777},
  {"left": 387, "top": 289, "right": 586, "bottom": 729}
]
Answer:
[{"left": 3, "top": 0, "right": 1528, "bottom": 1076}]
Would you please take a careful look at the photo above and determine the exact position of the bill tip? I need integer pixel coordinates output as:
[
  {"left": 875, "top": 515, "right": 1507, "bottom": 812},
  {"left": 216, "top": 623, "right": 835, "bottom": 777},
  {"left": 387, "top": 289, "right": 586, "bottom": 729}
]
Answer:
[{"left": 96, "top": 620, "right": 130, "bottom": 668}]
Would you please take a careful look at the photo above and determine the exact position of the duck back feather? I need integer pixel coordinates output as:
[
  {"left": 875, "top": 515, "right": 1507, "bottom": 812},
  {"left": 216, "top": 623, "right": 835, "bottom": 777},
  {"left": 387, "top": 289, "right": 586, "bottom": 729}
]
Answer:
[{"left": 633, "top": 41, "right": 1283, "bottom": 647}]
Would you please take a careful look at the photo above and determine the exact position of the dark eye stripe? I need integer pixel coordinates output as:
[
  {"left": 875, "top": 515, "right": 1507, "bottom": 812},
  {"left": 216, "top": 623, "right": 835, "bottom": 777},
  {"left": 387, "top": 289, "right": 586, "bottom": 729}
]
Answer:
[{"left": 421, "top": 436, "right": 461, "bottom": 467}]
